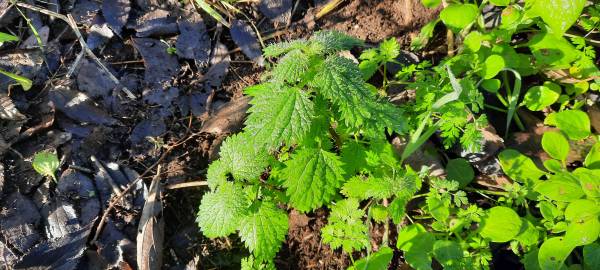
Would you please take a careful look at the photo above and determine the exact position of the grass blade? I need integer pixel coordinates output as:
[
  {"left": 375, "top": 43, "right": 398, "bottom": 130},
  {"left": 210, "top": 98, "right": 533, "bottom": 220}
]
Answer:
[
  {"left": 502, "top": 68, "right": 522, "bottom": 138},
  {"left": 0, "top": 68, "right": 33, "bottom": 91}
]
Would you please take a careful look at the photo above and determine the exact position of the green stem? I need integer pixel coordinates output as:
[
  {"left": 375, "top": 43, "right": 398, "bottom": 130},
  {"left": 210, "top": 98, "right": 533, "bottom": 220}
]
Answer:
[
  {"left": 496, "top": 93, "right": 509, "bottom": 107},
  {"left": 464, "top": 187, "right": 508, "bottom": 196},
  {"left": 484, "top": 104, "right": 507, "bottom": 113},
  {"left": 411, "top": 193, "right": 428, "bottom": 200},
  {"left": 513, "top": 111, "right": 526, "bottom": 131}
]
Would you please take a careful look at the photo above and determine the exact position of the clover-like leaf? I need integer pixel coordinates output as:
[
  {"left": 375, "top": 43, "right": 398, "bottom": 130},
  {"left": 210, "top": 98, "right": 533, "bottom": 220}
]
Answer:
[
  {"left": 479, "top": 206, "right": 522, "bottom": 242},
  {"left": 440, "top": 4, "right": 479, "bottom": 33},
  {"left": 541, "top": 131, "right": 569, "bottom": 162},
  {"left": 538, "top": 237, "right": 574, "bottom": 270},
  {"left": 522, "top": 82, "right": 561, "bottom": 111}
]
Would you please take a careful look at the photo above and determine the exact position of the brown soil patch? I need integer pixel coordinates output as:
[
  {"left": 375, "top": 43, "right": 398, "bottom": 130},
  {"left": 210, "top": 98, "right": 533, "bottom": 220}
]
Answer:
[{"left": 319, "top": 0, "right": 440, "bottom": 45}]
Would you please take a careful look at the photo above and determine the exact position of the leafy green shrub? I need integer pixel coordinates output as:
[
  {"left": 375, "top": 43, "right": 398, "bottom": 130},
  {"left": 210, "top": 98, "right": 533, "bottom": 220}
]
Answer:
[
  {"left": 196, "top": 0, "right": 600, "bottom": 268},
  {"left": 196, "top": 31, "right": 410, "bottom": 268}
]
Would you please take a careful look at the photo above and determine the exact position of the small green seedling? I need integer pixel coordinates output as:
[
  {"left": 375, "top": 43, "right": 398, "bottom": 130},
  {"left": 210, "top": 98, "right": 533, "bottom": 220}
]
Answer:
[{"left": 32, "top": 151, "right": 59, "bottom": 182}]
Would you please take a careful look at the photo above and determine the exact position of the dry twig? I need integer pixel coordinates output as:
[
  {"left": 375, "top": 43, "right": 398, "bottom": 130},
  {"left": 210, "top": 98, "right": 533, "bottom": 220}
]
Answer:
[{"left": 13, "top": 1, "right": 136, "bottom": 99}]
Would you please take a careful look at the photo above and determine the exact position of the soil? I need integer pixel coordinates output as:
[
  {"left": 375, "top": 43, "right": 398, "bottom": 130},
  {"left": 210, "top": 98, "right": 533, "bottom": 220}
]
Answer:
[
  {"left": 0, "top": 0, "right": 440, "bottom": 269},
  {"left": 318, "top": 0, "right": 440, "bottom": 45}
]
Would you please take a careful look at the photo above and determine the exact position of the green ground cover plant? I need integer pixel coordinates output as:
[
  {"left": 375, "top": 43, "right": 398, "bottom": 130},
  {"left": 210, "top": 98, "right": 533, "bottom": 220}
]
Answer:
[{"left": 194, "top": 0, "right": 600, "bottom": 269}]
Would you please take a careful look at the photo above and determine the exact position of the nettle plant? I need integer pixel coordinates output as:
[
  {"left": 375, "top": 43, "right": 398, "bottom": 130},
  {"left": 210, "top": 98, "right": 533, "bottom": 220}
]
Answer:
[{"left": 196, "top": 31, "right": 414, "bottom": 268}]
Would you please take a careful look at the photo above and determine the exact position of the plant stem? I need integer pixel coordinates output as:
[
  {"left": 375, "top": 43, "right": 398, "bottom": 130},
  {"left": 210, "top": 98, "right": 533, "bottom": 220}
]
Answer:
[
  {"left": 464, "top": 187, "right": 508, "bottom": 196},
  {"left": 484, "top": 104, "right": 507, "bottom": 113}
]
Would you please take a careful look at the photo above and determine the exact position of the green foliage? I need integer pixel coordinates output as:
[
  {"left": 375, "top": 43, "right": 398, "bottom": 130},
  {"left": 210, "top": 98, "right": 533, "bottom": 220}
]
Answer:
[
  {"left": 195, "top": 0, "right": 600, "bottom": 265},
  {"left": 549, "top": 110, "right": 591, "bottom": 140},
  {"left": 196, "top": 182, "right": 248, "bottom": 238},
  {"left": 541, "top": 131, "right": 570, "bottom": 163},
  {"left": 397, "top": 224, "right": 435, "bottom": 270},
  {"left": 446, "top": 158, "right": 474, "bottom": 188},
  {"left": 281, "top": 147, "right": 345, "bottom": 212},
  {"left": 439, "top": 4, "right": 479, "bottom": 33},
  {"left": 196, "top": 31, "right": 414, "bottom": 266},
  {"left": 245, "top": 85, "right": 315, "bottom": 150},
  {"left": 479, "top": 206, "right": 522, "bottom": 242},
  {"left": 522, "top": 82, "right": 561, "bottom": 111},
  {"left": 321, "top": 198, "right": 370, "bottom": 253},
  {"left": 0, "top": 68, "right": 33, "bottom": 91},
  {"left": 238, "top": 202, "right": 288, "bottom": 260},
  {"left": 526, "top": 0, "right": 586, "bottom": 36},
  {"left": 32, "top": 152, "right": 59, "bottom": 182},
  {"left": 348, "top": 247, "right": 394, "bottom": 270},
  {"left": 0, "top": 31, "right": 18, "bottom": 42}
]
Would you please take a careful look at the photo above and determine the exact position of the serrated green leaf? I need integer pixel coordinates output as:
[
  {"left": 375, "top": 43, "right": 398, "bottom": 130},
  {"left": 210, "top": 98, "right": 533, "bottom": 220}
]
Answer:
[
  {"left": 32, "top": 152, "right": 59, "bottom": 181},
  {"left": 379, "top": 38, "right": 400, "bottom": 62},
  {"left": 263, "top": 40, "right": 308, "bottom": 57},
  {"left": 440, "top": 4, "right": 479, "bottom": 33},
  {"left": 342, "top": 171, "right": 420, "bottom": 201},
  {"left": 309, "top": 30, "right": 363, "bottom": 55},
  {"left": 312, "top": 55, "right": 406, "bottom": 133},
  {"left": 281, "top": 148, "right": 345, "bottom": 212},
  {"left": 538, "top": 237, "right": 574, "bottom": 270},
  {"left": 206, "top": 159, "right": 230, "bottom": 189},
  {"left": 238, "top": 201, "right": 288, "bottom": 261},
  {"left": 479, "top": 206, "right": 523, "bottom": 242},
  {"left": 542, "top": 131, "right": 570, "bottom": 162},
  {"left": 321, "top": 198, "right": 369, "bottom": 253},
  {"left": 241, "top": 255, "right": 276, "bottom": 270},
  {"left": 245, "top": 84, "right": 315, "bottom": 150},
  {"left": 340, "top": 140, "right": 368, "bottom": 175},
  {"left": 197, "top": 182, "right": 248, "bottom": 238},
  {"left": 271, "top": 49, "right": 310, "bottom": 83},
  {"left": 311, "top": 55, "right": 376, "bottom": 126},
  {"left": 214, "top": 133, "right": 270, "bottom": 186},
  {"left": 369, "top": 205, "right": 388, "bottom": 223}
]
